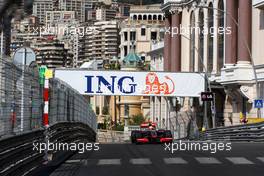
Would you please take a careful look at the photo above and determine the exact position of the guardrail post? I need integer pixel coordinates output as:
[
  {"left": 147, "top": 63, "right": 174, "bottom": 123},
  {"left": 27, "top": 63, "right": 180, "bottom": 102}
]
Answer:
[{"left": 42, "top": 69, "right": 53, "bottom": 164}]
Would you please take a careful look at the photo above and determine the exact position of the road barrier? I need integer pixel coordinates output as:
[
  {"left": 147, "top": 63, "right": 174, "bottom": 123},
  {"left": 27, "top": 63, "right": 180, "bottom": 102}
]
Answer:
[
  {"left": 198, "top": 121, "right": 264, "bottom": 142},
  {"left": 97, "top": 130, "right": 127, "bottom": 143},
  {"left": 0, "top": 59, "right": 97, "bottom": 175},
  {"left": 0, "top": 122, "right": 96, "bottom": 176},
  {"left": 0, "top": 59, "right": 43, "bottom": 137},
  {"left": 0, "top": 59, "right": 97, "bottom": 137}
]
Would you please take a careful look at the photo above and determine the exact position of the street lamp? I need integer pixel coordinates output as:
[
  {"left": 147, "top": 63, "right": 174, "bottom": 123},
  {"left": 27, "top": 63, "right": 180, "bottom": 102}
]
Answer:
[
  {"left": 194, "top": 0, "right": 260, "bottom": 117},
  {"left": 180, "top": 34, "right": 215, "bottom": 129}
]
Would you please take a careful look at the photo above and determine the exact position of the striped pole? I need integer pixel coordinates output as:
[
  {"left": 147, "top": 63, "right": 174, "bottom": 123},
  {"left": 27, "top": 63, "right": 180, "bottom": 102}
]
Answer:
[{"left": 43, "top": 77, "right": 49, "bottom": 127}]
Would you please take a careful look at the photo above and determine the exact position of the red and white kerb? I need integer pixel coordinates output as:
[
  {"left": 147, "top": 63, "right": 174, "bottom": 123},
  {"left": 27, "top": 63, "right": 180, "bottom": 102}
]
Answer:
[{"left": 43, "top": 78, "right": 49, "bottom": 127}]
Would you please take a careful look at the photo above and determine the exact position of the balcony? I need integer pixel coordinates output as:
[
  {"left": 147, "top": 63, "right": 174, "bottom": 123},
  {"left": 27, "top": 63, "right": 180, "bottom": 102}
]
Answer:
[
  {"left": 253, "top": 0, "right": 264, "bottom": 9},
  {"left": 163, "top": 0, "right": 183, "bottom": 4},
  {"left": 162, "top": 0, "right": 193, "bottom": 10},
  {"left": 218, "top": 64, "right": 255, "bottom": 85},
  {"left": 151, "top": 41, "right": 164, "bottom": 51}
]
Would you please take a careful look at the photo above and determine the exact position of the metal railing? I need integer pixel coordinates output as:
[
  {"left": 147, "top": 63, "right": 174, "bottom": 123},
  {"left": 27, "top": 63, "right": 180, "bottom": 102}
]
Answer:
[
  {"left": 198, "top": 121, "right": 264, "bottom": 142},
  {"left": 0, "top": 59, "right": 43, "bottom": 137},
  {"left": 0, "top": 58, "right": 97, "bottom": 137},
  {"left": 0, "top": 122, "right": 96, "bottom": 176},
  {"left": 49, "top": 78, "right": 97, "bottom": 131}
]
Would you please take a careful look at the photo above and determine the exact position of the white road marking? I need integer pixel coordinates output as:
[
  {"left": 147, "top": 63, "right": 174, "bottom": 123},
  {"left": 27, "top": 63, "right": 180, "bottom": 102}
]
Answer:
[
  {"left": 130, "top": 158, "right": 152, "bottom": 165},
  {"left": 65, "top": 159, "right": 81, "bottom": 163},
  {"left": 226, "top": 157, "right": 254, "bottom": 164},
  {"left": 195, "top": 157, "right": 221, "bottom": 164},
  {"left": 164, "top": 157, "right": 188, "bottom": 164},
  {"left": 97, "top": 159, "right": 121, "bottom": 165},
  {"left": 256, "top": 157, "right": 264, "bottom": 163}
]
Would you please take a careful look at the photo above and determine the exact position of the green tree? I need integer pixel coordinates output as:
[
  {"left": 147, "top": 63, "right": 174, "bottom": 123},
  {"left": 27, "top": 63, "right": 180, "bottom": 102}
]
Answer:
[
  {"left": 129, "top": 113, "right": 145, "bottom": 125},
  {"left": 102, "top": 106, "right": 109, "bottom": 115}
]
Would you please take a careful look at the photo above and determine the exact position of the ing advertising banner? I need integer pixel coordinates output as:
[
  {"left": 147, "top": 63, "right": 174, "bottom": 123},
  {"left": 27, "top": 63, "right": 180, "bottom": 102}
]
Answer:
[{"left": 54, "top": 70, "right": 205, "bottom": 97}]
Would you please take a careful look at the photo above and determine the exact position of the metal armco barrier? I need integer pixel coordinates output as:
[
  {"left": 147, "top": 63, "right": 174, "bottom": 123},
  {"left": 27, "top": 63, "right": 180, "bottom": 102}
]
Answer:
[
  {"left": 0, "top": 122, "right": 96, "bottom": 176},
  {"left": 198, "top": 122, "right": 264, "bottom": 142}
]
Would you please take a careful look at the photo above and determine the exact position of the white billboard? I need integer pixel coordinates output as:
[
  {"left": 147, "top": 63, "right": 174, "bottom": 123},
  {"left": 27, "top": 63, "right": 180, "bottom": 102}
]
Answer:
[{"left": 54, "top": 70, "right": 205, "bottom": 97}]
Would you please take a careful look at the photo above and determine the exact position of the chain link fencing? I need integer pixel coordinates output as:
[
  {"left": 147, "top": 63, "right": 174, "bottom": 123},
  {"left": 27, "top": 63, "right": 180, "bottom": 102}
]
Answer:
[
  {"left": 0, "top": 58, "right": 97, "bottom": 137},
  {"left": 0, "top": 59, "right": 43, "bottom": 136},
  {"left": 49, "top": 78, "right": 97, "bottom": 131}
]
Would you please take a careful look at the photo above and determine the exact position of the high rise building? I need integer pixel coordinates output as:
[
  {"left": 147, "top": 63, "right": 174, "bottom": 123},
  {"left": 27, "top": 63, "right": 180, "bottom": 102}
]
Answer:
[
  {"left": 35, "top": 38, "right": 72, "bottom": 68},
  {"left": 45, "top": 10, "right": 75, "bottom": 26},
  {"left": 32, "top": 0, "right": 53, "bottom": 24},
  {"left": 96, "top": 7, "right": 116, "bottom": 21},
  {"left": 85, "top": 20, "right": 119, "bottom": 62},
  {"left": 58, "top": 0, "right": 85, "bottom": 22},
  {"left": 84, "top": 0, "right": 98, "bottom": 21},
  {"left": 10, "top": 15, "right": 40, "bottom": 54}
]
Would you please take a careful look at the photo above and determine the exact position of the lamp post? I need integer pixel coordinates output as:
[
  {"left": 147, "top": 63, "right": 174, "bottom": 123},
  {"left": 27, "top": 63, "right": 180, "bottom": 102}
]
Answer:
[
  {"left": 179, "top": 34, "right": 214, "bottom": 129},
  {"left": 0, "top": 17, "right": 3, "bottom": 59},
  {"left": 194, "top": 0, "right": 260, "bottom": 118}
]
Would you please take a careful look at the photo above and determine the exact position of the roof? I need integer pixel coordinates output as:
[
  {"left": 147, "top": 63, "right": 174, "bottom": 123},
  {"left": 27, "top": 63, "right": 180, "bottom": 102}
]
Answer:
[{"left": 123, "top": 52, "right": 142, "bottom": 62}]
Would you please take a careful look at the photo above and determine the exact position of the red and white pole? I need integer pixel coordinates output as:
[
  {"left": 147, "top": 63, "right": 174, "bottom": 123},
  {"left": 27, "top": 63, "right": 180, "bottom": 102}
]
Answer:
[{"left": 43, "top": 77, "right": 49, "bottom": 127}]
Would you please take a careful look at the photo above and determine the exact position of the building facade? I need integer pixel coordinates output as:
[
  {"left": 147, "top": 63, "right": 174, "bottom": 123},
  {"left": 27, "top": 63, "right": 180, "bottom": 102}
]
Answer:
[
  {"left": 35, "top": 38, "right": 72, "bottom": 68},
  {"left": 119, "top": 4, "right": 165, "bottom": 63},
  {"left": 161, "top": 0, "right": 264, "bottom": 129},
  {"left": 58, "top": 0, "right": 85, "bottom": 22},
  {"left": 85, "top": 20, "right": 119, "bottom": 61},
  {"left": 109, "top": 52, "right": 150, "bottom": 125},
  {"left": 33, "top": 0, "right": 53, "bottom": 24},
  {"left": 96, "top": 7, "right": 117, "bottom": 21}
]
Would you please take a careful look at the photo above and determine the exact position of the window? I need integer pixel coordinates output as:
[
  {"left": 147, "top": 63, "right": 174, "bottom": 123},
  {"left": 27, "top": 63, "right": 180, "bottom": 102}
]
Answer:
[
  {"left": 190, "top": 12, "right": 195, "bottom": 72},
  {"left": 198, "top": 10, "right": 204, "bottom": 72},
  {"left": 124, "top": 7, "right": 130, "bottom": 17},
  {"left": 124, "top": 32, "right": 128, "bottom": 41},
  {"left": 141, "top": 28, "right": 146, "bottom": 36},
  {"left": 124, "top": 46, "right": 128, "bottom": 56},
  {"left": 130, "top": 31, "right": 136, "bottom": 41},
  {"left": 124, "top": 105, "right": 129, "bottom": 116},
  {"left": 151, "top": 32, "right": 157, "bottom": 40},
  {"left": 208, "top": 3, "right": 214, "bottom": 73},
  {"left": 217, "top": 0, "right": 224, "bottom": 73}
]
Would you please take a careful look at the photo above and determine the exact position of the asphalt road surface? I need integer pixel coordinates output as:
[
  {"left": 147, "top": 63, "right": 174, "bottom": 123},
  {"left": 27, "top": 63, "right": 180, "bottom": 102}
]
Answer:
[{"left": 49, "top": 142, "right": 264, "bottom": 176}]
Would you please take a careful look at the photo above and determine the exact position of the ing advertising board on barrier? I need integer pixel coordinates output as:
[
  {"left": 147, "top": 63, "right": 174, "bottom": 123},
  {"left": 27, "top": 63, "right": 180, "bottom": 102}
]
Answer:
[{"left": 54, "top": 70, "right": 205, "bottom": 97}]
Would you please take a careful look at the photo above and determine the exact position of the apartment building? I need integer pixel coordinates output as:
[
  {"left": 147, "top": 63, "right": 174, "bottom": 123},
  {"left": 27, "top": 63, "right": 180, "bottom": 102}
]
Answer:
[
  {"left": 119, "top": 4, "right": 165, "bottom": 63},
  {"left": 45, "top": 11, "right": 75, "bottom": 26},
  {"left": 33, "top": 0, "right": 53, "bottom": 24},
  {"left": 58, "top": 0, "right": 85, "bottom": 22},
  {"left": 96, "top": 7, "right": 117, "bottom": 21},
  {"left": 34, "top": 38, "right": 72, "bottom": 68},
  {"left": 10, "top": 16, "right": 41, "bottom": 55},
  {"left": 85, "top": 20, "right": 119, "bottom": 61}
]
